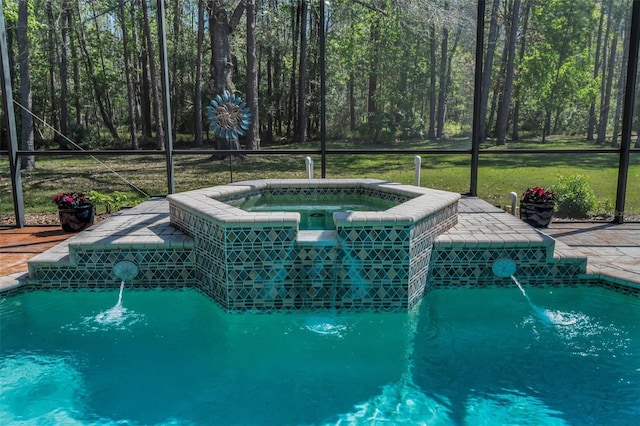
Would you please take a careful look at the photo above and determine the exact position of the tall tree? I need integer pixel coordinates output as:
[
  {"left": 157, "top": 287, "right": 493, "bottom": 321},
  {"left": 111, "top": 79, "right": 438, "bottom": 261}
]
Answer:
[
  {"left": 295, "top": 0, "right": 308, "bottom": 143},
  {"left": 597, "top": 0, "right": 615, "bottom": 145},
  {"left": 89, "top": 1, "right": 117, "bottom": 136},
  {"left": 494, "top": 0, "right": 521, "bottom": 146},
  {"left": 479, "top": 0, "right": 501, "bottom": 143},
  {"left": 587, "top": 2, "right": 606, "bottom": 141},
  {"left": 428, "top": 24, "right": 436, "bottom": 139},
  {"left": 17, "top": 0, "right": 34, "bottom": 170},
  {"left": 246, "top": 0, "right": 260, "bottom": 149},
  {"left": 194, "top": 0, "right": 205, "bottom": 146},
  {"left": 170, "top": 0, "right": 183, "bottom": 140},
  {"left": 520, "top": 0, "right": 595, "bottom": 142},
  {"left": 435, "top": 3, "right": 449, "bottom": 139},
  {"left": 287, "top": 2, "right": 298, "bottom": 139},
  {"left": 74, "top": 0, "right": 120, "bottom": 142},
  {"left": 45, "top": 0, "right": 60, "bottom": 138},
  {"left": 59, "top": 0, "right": 70, "bottom": 138},
  {"left": 597, "top": 31, "right": 618, "bottom": 144},
  {"left": 67, "top": 5, "right": 81, "bottom": 126},
  {"left": 511, "top": 0, "right": 531, "bottom": 141},
  {"left": 367, "top": 17, "right": 380, "bottom": 139},
  {"left": 612, "top": 12, "right": 630, "bottom": 148},
  {"left": 119, "top": 1, "right": 139, "bottom": 149},
  {"left": 542, "top": 0, "right": 593, "bottom": 143},
  {"left": 135, "top": 2, "right": 153, "bottom": 139},
  {"left": 209, "top": 0, "right": 245, "bottom": 150},
  {"left": 141, "top": 0, "right": 164, "bottom": 149},
  {"left": 209, "top": 0, "right": 245, "bottom": 96}
]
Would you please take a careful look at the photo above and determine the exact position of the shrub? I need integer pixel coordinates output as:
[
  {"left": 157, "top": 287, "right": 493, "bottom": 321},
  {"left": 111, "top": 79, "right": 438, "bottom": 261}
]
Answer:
[
  {"left": 67, "top": 123, "right": 99, "bottom": 149},
  {"left": 551, "top": 174, "right": 597, "bottom": 218},
  {"left": 87, "top": 190, "right": 130, "bottom": 213}
]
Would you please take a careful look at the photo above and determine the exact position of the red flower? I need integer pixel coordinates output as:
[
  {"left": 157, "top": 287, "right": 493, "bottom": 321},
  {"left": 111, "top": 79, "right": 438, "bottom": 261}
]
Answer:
[
  {"left": 53, "top": 192, "right": 93, "bottom": 209},
  {"left": 521, "top": 187, "right": 555, "bottom": 203}
]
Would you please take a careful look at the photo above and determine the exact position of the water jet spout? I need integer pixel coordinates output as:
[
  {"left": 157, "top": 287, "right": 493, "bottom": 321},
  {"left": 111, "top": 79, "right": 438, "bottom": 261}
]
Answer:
[{"left": 113, "top": 260, "right": 139, "bottom": 282}]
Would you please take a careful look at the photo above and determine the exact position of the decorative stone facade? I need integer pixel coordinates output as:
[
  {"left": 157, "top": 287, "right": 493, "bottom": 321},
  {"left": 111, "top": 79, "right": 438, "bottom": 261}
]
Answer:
[{"left": 168, "top": 179, "right": 461, "bottom": 312}]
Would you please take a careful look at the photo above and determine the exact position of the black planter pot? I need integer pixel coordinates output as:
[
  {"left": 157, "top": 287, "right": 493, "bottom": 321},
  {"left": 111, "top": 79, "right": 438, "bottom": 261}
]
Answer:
[
  {"left": 520, "top": 201, "right": 555, "bottom": 228},
  {"left": 58, "top": 205, "right": 95, "bottom": 232}
]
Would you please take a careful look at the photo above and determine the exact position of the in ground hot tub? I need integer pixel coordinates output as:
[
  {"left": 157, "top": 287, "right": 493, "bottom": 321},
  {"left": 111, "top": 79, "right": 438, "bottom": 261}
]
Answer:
[
  {"left": 231, "top": 190, "right": 398, "bottom": 230},
  {"left": 168, "top": 179, "right": 460, "bottom": 312}
]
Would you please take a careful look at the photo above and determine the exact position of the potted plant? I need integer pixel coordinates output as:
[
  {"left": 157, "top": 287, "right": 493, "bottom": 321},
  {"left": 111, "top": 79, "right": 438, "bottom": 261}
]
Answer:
[
  {"left": 53, "top": 192, "right": 95, "bottom": 232},
  {"left": 520, "top": 187, "right": 555, "bottom": 228}
]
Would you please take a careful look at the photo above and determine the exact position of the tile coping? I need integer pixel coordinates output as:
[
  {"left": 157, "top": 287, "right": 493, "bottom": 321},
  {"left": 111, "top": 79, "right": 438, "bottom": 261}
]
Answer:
[{"left": 167, "top": 179, "right": 462, "bottom": 228}]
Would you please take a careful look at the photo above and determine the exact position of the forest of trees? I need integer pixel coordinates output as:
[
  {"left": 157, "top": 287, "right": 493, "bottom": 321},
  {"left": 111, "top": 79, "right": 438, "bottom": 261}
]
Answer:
[{"left": 2, "top": 0, "right": 639, "bottom": 171}]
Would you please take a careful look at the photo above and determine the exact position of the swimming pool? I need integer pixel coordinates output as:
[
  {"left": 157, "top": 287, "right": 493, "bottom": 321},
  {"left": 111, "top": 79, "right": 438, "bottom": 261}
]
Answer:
[{"left": 2, "top": 285, "right": 638, "bottom": 425}]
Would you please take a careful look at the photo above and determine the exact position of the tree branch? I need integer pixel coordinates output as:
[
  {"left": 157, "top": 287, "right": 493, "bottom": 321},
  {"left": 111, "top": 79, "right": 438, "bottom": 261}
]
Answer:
[
  {"left": 230, "top": 0, "right": 246, "bottom": 31},
  {"left": 351, "top": 0, "right": 387, "bottom": 16}
]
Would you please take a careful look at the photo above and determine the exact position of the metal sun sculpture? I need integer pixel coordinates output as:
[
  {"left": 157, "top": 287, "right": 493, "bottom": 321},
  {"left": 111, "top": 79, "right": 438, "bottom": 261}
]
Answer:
[{"left": 205, "top": 92, "right": 252, "bottom": 141}]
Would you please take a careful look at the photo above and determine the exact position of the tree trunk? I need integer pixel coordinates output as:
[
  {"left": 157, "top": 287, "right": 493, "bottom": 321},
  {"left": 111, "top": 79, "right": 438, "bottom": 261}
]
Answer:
[
  {"left": 141, "top": 0, "right": 164, "bottom": 149},
  {"left": 542, "top": 97, "right": 553, "bottom": 143},
  {"left": 597, "top": 32, "right": 618, "bottom": 145},
  {"left": 46, "top": 0, "right": 60, "bottom": 137},
  {"left": 295, "top": 0, "right": 308, "bottom": 143},
  {"left": 479, "top": 0, "right": 501, "bottom": 144},
  {"left": 287, "top": 4, "right": 298, "bottom": 139},
  {"left": 265, "top": 52, "right": 274, "bottom": 143},
  {"left": 209, "top": 0, "right": 245, "bottom": 152},
  {"left": 367, "top": 68, "right": 378, "bottom": 139},
  {"left": 246, "top": 0, "right": 260, "bottom": 149},
  {"left": 17, "top": 0, "right": 34, "bottom": 170},
  {"left": 488, "top": 44, "right": 508, "bottom": 138},
  {"left": 274, "top": 47, "right": 283, "bottom": 137},
  {"left": 171, "top": 0, "right": 182, "bottom": 140},
  {"left": 597, "top": 0, "right": 614, "bottom": 145},
  {"left": 436, "top": 10, "right": 449, "bottom": 139},
  {"left": 135, "top": 6, "right": 152, "bottom": 139},
  {"left": 90, "top": 1, "right": 115, "bottom": 127},
  {"left": 367, "top": 21, "right": 380, "bottom": 140},
  {"left": 209, "top": 1, "right": 245, "bottom": 96},
  {"left": 612, "top": 17, "right": 630, "bottom": 148},
  {"left": 6, "top": 17, "right": 15, "bottom": 83},
  {"left": 67, "top": 7, "right": 81, "bottom": 126},
  {"left": 587, "top": 4, "right": 605, "bottom": 141},
  {"left": 195, "top": 0, "right": 205, "bottom": 146},
  {"left": 119, "top": 2, "right": 139, "bottom": 150},
  {"left": 445, "top": 31, "right": 460, "bottom": 103},
  {"left": 60, "top": 0, "right": 70, "bottom": 138},
  {"left": 428, "top": 24, "right": 436, "bottom": 140},
  {"left": 495, "top": 0, "right": 520, "bottom": 146},
  {"left": 349, "top": 72, "right": 356, "bottom": 132},
  {"left": 511, "top": 0, "right": 530, "bottom": 141}
]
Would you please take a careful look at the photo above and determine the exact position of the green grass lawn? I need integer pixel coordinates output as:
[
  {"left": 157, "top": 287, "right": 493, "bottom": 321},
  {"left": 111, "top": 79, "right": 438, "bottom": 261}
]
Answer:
[{"left": 1, "top": 136, "right": 638, "bottom": 217}]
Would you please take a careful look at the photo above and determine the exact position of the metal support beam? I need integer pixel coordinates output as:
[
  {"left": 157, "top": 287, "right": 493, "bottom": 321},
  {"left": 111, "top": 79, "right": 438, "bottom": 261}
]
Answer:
[
  {"left": 0, "top": 0, "right": 25, "bottom": 227},
  {"left": 470, "top": 0, "right": 485, "bottom": 197},
  {"left": 157, "top": 0, "right": 175, "bottom": 194},
  {"left": 615, "top": 0, "right": 640, "bottom": 223}
]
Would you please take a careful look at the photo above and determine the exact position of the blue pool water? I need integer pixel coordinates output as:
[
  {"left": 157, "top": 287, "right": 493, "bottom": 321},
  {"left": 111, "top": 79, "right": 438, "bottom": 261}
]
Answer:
[
  {"left": 1, "top": 286, "right": 639, "bottom": 425},
  {"left": 235, "top": 195, "right": 397, "bottom": 230}
]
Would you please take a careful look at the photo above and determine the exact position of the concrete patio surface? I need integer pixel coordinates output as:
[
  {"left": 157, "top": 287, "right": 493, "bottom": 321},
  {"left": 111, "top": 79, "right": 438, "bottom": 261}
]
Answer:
[{"left": 543, "top": 221, "right": 640, "bottom": 286}]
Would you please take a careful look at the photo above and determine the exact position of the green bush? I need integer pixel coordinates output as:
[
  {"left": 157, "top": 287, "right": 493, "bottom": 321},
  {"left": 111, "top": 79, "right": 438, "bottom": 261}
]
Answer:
[
  {"left": 88, "top": 190, "right": 130, "bottom": 214},
  {"left": 551, "top": 174, "right": 597, "bottom": 218}
]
